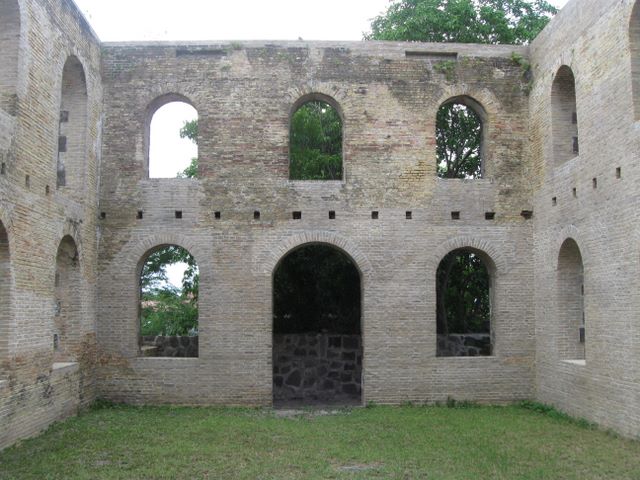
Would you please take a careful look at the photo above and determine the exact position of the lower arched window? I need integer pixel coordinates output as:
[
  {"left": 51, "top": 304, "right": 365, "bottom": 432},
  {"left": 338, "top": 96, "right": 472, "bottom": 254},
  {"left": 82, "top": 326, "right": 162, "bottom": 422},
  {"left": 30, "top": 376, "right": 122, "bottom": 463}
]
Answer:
[
  {"left": 557, "top": 238, "right": 585, "bottom": 361},
  {"left": 0, "top": 221, "right": 10, "bottom": 362},
  {"left": 54, "top": 236, "right": 81, "bottom": 361},
  {"left": 139, "top": 245, "right": 199, "bottom": 357},
  {"left": 436, "top": 248, "right": 492, "bottom": 356}
]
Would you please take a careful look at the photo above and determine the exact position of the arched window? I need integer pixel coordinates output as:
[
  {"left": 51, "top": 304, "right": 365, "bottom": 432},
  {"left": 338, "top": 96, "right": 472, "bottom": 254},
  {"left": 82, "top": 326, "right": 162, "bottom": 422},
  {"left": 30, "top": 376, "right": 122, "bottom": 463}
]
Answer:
[
  {"left": 0, "top": 221, "right": 10, "bottom": 362},
  {"left": 138, "top": 245, "right": 199, "bottom": 357},
  {"left": 551, "top": 66, "right": 579, "bottom": 164},
  {"left": 290, "top": 95, "right": 343, "bottom": 180},
  {"left": 0, "top": 0, "right": 20, "bottom": 115},
  {"left": 557, "top": 238, "right": 585, "bottom": 361},
  {"left": 146, "top": 95, "right": 198, "bottom": 179},
  {"left": 57, "top": 56, "right": 88, "bottom": 193},
  {"left": 54, "top": 236, "right": 81, "bottom": 361},
  {"left": 630, "top": 1, "right": 640, "bottom": 119},
  {"left": 436, "top": 248, "right": 493, "bottom": 357},
  {"left": 273, "top": 243, "right": 361, "bottom": 405},
  {"left": 436, "top": 96, "right": 485, "bottom": 179}
]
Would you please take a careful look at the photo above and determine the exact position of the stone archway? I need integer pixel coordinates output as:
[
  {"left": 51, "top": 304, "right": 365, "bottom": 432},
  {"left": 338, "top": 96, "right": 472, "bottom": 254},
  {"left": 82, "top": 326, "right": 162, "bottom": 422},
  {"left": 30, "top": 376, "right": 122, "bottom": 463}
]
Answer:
[{"left": 272, "top": 242, "right": 362, "bottom": 407}]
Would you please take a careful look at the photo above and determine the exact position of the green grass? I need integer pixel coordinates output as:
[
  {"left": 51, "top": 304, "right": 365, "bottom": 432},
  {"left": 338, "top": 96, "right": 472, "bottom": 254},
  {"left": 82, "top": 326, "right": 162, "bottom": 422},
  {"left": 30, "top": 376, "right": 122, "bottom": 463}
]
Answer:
[{"left": 1, "top": 402, "right": 639, "bottom": 479}]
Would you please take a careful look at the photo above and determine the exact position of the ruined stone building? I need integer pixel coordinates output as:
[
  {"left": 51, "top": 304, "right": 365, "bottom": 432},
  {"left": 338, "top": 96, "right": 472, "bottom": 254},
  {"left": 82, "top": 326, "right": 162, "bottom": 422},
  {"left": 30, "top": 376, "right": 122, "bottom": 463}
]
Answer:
[{"left": 1, "top": 0, "right": 639, "bottom": 449}]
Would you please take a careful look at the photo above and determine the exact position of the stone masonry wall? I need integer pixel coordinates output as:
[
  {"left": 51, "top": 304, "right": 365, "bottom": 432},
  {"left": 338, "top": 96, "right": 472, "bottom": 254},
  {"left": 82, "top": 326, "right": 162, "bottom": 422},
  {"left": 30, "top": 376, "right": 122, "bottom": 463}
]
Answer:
[
  {"left": 141, "top": 336, "right": 198, "bottom": 358},
  {"left": 273, "top": 334, "right": 362, "bottom": 403}
]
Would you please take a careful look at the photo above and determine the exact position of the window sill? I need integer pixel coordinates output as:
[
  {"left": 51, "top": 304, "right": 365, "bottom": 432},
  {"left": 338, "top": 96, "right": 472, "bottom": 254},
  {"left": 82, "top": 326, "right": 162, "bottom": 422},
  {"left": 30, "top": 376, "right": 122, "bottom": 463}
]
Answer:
[
  {"left": 51, "top": 362, "right": 79, "bottom": 376},
  {"left": 562, "top": 359, "right": 586, "bottom": 366}
]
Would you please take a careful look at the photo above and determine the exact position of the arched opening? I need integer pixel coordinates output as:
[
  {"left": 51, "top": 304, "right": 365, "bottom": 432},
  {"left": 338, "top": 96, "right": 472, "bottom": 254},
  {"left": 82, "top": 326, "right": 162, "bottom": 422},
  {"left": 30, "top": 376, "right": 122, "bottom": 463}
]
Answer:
[
  {"left": 551, "top": 66, "right": 579, "bottom": 164},
  {"left": 630, "top": 1, "right": 640, "bottom": 119},
  {"left": 54, "top": 236, "right": 81, "bottom": 361},
  {"left": 139, "top": 245, "right": 199, "bottom": 357},
  {"left": 436, "top": 96, "right": 485, "bottom": 179},
  {"left": 0, "top": 0, "right": 20, "bottom": 114},
  {"left": 273, "top": 243, "right": 361, "bottom": 406},
  {"left": 289, "top": 95, "right": 343, "bottom": 180},
  {"left": 146, "top": 95, "right": 198, "bottom": 179},
  {"left": 557, "top": 238, "right": 585, "bottom": 361},
  {"left": 436, "top": 248, "right": 493, "bottom": 357},
  {"left": 0, "top": 221, "right": 10, "bottom": 362},
  {"left": 57, "top": 56, "right": 88, "bottom": 192}
]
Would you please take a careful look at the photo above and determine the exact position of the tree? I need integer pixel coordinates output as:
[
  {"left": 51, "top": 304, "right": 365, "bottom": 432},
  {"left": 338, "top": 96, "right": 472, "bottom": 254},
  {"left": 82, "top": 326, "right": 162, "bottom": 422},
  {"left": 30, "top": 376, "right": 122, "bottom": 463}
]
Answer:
[
  {"left": 367, "top": 0, "right": 556, "bottom": 179},
  {"left": 290, "top": 101, "right": 343, "bottom": 180},
  {"left": 366, "top": 0, "right": 557, "bottom": 45},
  {"left": 140, "top": 245, "right": 199, "bottom": 336}
]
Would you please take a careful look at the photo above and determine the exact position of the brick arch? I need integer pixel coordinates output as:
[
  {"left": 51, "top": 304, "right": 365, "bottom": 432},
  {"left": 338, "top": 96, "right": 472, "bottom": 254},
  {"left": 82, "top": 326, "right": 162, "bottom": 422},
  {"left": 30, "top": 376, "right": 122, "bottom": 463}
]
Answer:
[
  {"left": 261, "top": 232, "right": 373, "bottom": 282},
  {"left": 553, "top": 225, "right": 590, "bottom": 269},
  {"left": 429, "top": 236, "right": 509, "bottom": 275},
  {"left": 123, "top": 233, "right": 207, "bottom": 280},
  {"left": 58, "top": 220, "right": 84, "bottom": 269},
  {"left": 285, "top": 84, "right": 350, "bottom": 113}
]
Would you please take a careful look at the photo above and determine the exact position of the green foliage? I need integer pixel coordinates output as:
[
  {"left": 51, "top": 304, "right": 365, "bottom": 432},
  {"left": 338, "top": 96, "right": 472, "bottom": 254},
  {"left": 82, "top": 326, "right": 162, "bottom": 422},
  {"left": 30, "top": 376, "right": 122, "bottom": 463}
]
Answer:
[
  {"left": 436, "top": 103, "right": 482, "bottom": 178},
  {"left": 436, "top": 249, "right": 490, "bottom": 334},
  {"left": 273, "top": 245, "right": 360, "bottom": 334},
  {"left": 141, "top": 287, "right": 198, "bottom": 336},
  {"left": 177, "top": 119, "right": 198, "bottom": 178},
  {"left": 366, "top": 0, "right": 558, "bottom": 45},
  {"left": 433, "top": 59, "right": 457, "bottom": 81},
  {"left": 140, "top": 245, "right": 199, "bottom": 336},
  {"left": 290, "top": 100, "right": 343, "bottom": 180},
  {"left": 3, "top": 405, "right": 640, "bottom": 479}
]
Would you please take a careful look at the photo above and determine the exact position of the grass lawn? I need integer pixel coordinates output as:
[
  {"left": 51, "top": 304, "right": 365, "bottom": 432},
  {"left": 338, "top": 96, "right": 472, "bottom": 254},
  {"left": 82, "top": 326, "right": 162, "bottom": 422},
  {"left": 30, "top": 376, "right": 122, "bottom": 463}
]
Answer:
[{"left": 1, "top": 402, "right": 639, "bottom": 479}]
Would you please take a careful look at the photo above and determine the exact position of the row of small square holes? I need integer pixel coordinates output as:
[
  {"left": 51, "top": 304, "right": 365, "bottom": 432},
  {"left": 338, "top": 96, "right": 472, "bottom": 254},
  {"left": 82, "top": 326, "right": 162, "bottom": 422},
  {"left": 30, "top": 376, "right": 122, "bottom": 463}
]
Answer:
[
  {"left": 103, "top": 210, "right": 534, "bottom": 220},
  {"left": 552, "top": 167, "right": 621, "bottom": 206},
  {"left": 1, "top": 163, "right": 53, "bottom": 195}
]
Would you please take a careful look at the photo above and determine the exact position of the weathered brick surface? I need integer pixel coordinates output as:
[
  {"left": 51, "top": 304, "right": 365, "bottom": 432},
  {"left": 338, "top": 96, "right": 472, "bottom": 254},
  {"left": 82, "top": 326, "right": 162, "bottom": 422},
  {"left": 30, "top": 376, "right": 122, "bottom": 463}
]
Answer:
[
  {"left": 529, "top": 0, "right": 640, "bottom": 438},
  {"left": 0, "top": 0, "right": 102, "bottom": 450},
  {"left": 1, "top": 0, "right": 638, "bottom": 451}
]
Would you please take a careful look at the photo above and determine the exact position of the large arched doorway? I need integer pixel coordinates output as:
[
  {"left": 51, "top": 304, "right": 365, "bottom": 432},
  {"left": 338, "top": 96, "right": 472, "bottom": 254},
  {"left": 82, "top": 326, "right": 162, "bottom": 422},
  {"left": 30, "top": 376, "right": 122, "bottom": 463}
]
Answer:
[{"left": 272, "top": 243, "right": 362, "bottom": 406}]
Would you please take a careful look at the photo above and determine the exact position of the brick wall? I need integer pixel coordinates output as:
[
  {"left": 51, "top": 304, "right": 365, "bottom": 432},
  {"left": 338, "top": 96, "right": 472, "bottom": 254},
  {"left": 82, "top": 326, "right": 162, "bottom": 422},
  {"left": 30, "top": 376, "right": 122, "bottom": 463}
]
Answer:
[
  {"left": 0, "top": 0, "right": 102, "bottom": 450},
  {"left": 529, "top": 0, "right": 640, "bottom": 438}
]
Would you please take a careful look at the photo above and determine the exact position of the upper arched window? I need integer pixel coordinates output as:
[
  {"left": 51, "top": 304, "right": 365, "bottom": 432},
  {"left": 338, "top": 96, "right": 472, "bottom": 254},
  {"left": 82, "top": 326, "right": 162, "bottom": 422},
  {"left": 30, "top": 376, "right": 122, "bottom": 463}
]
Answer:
[
  {"left": 551, "top": 66, "right": 579, "bottom": 164},
  {"left": 0, "top": 221, "right": 10, "bottom": 364},
  {"left": 57, "top": 56, "right": 88, "bottom": 193},
  {"left": 138, "top": 245, "right": 199, "bottom": 357},
  {"left": 436, "top": 248, "right": 493, "bottom": 357},
  {"left": 0, "top": 0, "right": 20, "bottom": 115},
  {"left": 630, "top": 1, "right": 640, "bottom": 119},
  {"left": 436, "top": 96, "right": 485, "bottom": 179},
  {"left": 289, "top": 95, "right": 343, "bottom": 181},
  {"left": 557, "top": 238, "right": 585, "bottom": 362},
  {"left": 146, "top": 95, "right": 198, "bottom": 179}
]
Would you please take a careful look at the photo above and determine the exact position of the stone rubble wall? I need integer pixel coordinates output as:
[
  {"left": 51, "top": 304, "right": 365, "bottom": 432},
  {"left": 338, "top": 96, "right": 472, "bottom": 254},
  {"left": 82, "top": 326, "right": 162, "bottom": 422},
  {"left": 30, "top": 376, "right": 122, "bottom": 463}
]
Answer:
[
  {"left": 437, "top": 334, "right": 491, "bottom": 357},
  {"left": 273, "top": 334, "right": 362, "bottom": 403},
  {"left": 141, "top": 336, "right": 198, "bottom": 358}
]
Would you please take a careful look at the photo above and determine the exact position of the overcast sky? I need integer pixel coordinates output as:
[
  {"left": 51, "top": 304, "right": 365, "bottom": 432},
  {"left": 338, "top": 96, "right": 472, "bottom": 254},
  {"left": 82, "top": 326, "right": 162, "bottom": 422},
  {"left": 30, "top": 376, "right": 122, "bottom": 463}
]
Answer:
[{"left": 74, "top": 0, "right": 569, "bottom": 43}]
